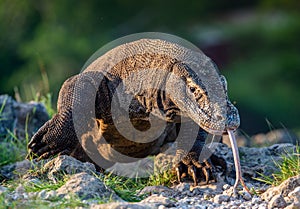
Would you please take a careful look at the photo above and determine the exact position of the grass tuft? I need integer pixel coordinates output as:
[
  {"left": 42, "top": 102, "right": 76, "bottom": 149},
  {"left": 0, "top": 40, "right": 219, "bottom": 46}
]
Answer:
[
  {"left": 24, "top": 176, "right": 68, "bottom": 193},
  {"left": 254, "top": 144, "right": 300, "bottom": 186},
  {"left": 38, "top": 93, "right": 56, "bottom": 117},
  {"left": 98, "top": 168, "right": 176, "bottom": 202},
  {"left": 0, "top": 130, "right": 27, "bottom": 167}
]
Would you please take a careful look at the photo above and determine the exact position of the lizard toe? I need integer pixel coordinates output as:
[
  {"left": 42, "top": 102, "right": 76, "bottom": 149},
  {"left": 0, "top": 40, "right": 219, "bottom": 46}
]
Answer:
[
  {"left": 192, "top": 159, "right": 216, "bottom": 185},
  {"left": 175, "top": 161, "right": 188, "bottom": 183}
]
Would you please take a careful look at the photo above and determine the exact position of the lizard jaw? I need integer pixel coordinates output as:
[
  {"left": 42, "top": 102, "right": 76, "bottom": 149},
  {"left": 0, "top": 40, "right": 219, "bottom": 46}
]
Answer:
[{"left": 200, "top": 122, "right": 238, "bottom": 136}]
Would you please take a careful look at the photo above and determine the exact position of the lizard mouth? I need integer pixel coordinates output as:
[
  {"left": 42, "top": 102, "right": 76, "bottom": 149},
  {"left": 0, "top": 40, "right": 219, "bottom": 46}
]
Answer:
[
  {"left": 200, "top": 121, "right": 238, "bottom": 136},
  {"left": 202, "top": 126, "right": 237, "bottom": 136}
]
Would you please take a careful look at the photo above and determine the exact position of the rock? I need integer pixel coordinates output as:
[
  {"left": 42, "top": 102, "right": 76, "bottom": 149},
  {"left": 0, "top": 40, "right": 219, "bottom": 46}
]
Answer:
[
  {"left": 0, "top": 185, "right": 7, "bottom": 194},
  {"left": 41, "top": 155, "right": 96, "bottom": 182},
  {"left": 222, "top": 184, "right": 231, "bottom": 190},
  {"left": 14, "top": 101, "right": 49, "bottom": 140},
  {"left": 154, "top": 142, "right": 297, "bottom": 192},
  {"left": 37, "top": 190, "right": 57, "bottom": 200},
  {"left": 141, "top": 195, "right": 175, "bottom": 207},
  {"left": 268, "top": 194, "right": 287, "bottom": 209},
  {"left": 0, "top": 95, "right": 15, "bottom": 138},
  {"left": 267, "top": 143, "right": 296, "bottom": 157},
  {"left": 174, "top": 183, "right": 191, "bottom": 192},
  {"left": 0, "top": 94, "right": 49, "bottom": 141},
  {"left": 91, "top": 202, "right": 152, "bottom": 209},
  {"left": 262, "top": 174, "right": 300, "bottom": 201},
  {"left": 240, "top": 191, "right": 252, "bottom": 201},
  {"left": 138, "top": 185, "right": 174, "bottom": 196},
  {"left": 56, "top": 172, "right": 121, "bottom": 201},
  {"left": 203, "top": 191, "right": 214, "bottom": 200},
  {"left": 288, "top": 186, "right": 300, "bottom": 203},
  {"left": 285, "top": 202, "right": 300, "bottom": 209},
  {"left": 251, "top": 196, "right": 262, "bottom": 205},
  {"left": 0, "top": 159, "right": 33, "bottom": 180},
  {"left": 261, "top": 187, "right": 277, "bottom": 202},
  {"left": 213, "top": 194, "right": 230, "bottom": 204}
]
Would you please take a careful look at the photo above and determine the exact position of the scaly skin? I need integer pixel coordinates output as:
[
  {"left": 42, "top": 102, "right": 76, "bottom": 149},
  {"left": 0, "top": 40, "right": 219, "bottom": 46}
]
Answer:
[{"left": 27, "top": 39, "right": 240, "bottom": 185}]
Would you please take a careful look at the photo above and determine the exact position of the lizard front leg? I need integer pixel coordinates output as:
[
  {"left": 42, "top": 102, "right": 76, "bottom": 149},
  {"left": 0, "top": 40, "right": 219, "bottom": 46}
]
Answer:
[{"left": 175, "top": 129, "right": 226, "bottom": 186}]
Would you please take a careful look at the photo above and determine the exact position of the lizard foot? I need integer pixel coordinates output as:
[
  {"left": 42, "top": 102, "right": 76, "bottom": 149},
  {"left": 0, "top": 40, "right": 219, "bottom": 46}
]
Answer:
[
  {"left": 175, "top": 152, "right": 227, "bottom": 186},
  {"left": 26, "top": 114, "right": 76, "bottom": 161}
]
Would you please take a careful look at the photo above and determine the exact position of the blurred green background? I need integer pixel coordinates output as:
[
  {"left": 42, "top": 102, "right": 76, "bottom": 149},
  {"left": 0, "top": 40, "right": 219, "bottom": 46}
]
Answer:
[{"left": 1, "top": 0, "right": 299, "bottom": 135}]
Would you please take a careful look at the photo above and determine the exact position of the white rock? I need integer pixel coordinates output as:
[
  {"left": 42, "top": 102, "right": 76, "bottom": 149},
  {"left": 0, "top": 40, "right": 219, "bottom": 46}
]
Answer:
[
  {"left": 251, "top": 196, "right": 262, "bottom": 205},
  {"left": 158, "top": 205, "right": 166, "bottom": 209},
  {"left": 288, "top": 186, "right": 300, "bottom": 202},
  {"left": 258, "top": 204, "right": 267, "bottom": 209},
  {"left": 222, "top": 184, "right": 231, "bottom": 190},
  {"left": 38, "top": 190, "right": 47, "bottom": 199},
  {"left": 213, "top": 194, "right": 230, "bottom": 204}
]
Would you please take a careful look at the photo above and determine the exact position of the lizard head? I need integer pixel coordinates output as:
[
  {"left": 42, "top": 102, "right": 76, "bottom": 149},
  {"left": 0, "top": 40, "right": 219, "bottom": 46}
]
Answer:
[{"left": 168, "top": 62, "right": 240, "bottom": 135}]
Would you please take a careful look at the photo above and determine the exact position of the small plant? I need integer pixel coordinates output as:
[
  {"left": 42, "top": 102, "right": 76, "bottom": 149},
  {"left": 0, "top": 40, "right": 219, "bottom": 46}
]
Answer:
[
  {"left": 147, "top": 170, "right": 176, "bottom": 186},
  {"left": 254, "top": 145, "right": 300, "bottom": 186},
  {"left": 0, "top": 96, "right": 8, "bottom": 120},
  {"left": 99, "top": 168, "right": 176, "bottom": 202},
  {"left": 24, "top": 176, "right": 68, "bottom": 193},
  {"left": 38, "top": 93, "right": 56, "bottom": 118},
  {"left": 101, "top": 173, "right": 147, "bottom": 202},
  {"left": 0, "top": 130, "right": 27, "bottom": 167}
]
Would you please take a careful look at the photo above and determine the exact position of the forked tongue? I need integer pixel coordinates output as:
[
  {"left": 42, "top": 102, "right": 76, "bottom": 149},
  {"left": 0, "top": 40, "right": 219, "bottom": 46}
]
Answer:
[{"left": 227, "top": 130, "right": 251, "bottom": 194}]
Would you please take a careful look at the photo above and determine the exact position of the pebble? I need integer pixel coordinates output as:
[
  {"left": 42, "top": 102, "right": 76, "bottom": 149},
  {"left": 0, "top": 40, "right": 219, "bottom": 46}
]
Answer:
[
  {"left": 213, "top": 194, "right": 230, "bottom": 204},
  {"left": 240, "top": 191, "right": 252, "bottom": 201},
  {"left": 203, "top": 192, "right": 214, "bottom": 200},
  {"left": 268, "top": 194, "right": 287, "bottom": 209},
  {"left": 251, "top": 196, "right": 262, "bottom": 205},
  {"left": 175, "top": 183, "right": 191, "bottom": 192},
  {"left": 158, "top": 205, "right": 167, "bottom": 209},
  {"left": 222, "top": 184, "right": 231, "bottom": 190},
  {"left": 1, "top": 181, "right": 284, "bottom": 209},
  {"left": 258, "top": 204, "right": 267, "bottom": 209}
]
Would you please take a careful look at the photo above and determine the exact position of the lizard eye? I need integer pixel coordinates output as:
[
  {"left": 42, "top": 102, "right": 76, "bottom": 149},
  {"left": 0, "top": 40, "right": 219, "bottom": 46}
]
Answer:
[{"left": 189, "top": 87, "right": 196, "bottom": 93}]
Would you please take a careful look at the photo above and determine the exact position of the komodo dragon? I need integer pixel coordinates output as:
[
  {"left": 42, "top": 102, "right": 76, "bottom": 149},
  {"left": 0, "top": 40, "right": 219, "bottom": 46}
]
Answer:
[{"left": 27, "top": 38, "right": 247, "bottom": 189}]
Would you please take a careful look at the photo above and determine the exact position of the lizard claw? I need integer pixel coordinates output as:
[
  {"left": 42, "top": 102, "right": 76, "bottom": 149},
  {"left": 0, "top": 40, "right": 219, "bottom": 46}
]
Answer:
[
  {"left": 175, "top": 155, "right": 217, "bottom": 186},
  {"left": 26, "top": 114, "right": 75, "bottom": 160}
]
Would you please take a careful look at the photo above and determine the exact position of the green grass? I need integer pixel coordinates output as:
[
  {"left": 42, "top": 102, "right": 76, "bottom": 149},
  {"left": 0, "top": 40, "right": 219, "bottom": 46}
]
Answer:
[
  {"left": 23, "top": 177, "right": 68, "bottom": 193},
  {"left": 0, "top": 130, "right": 27, "bottom": 167},
  {"left": 254, "top": 145, "right": 300, "bottom": 186},
  {"left": 38, "top": 93, "right": 56, "bottom": 118},
  {"left": 0, "top": 191, "right": 88, "bottom": 209},
  {"left": 0, "top": 89, "right": 56, "bottom": 168},
  {"left": 99, "top": 169, "right": 176, "bottom": 202},
  {"left": 0, "top": 96, "right": 8, "bottom": 121}
]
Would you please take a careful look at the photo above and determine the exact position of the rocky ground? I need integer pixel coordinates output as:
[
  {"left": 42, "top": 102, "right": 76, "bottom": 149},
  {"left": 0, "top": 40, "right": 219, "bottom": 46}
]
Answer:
[
  {"left": 0, "top": 95, "right": 300, "bottom": 208},
  {"left": 0, "top": 143, "right": 299, "bottom": 209}
]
